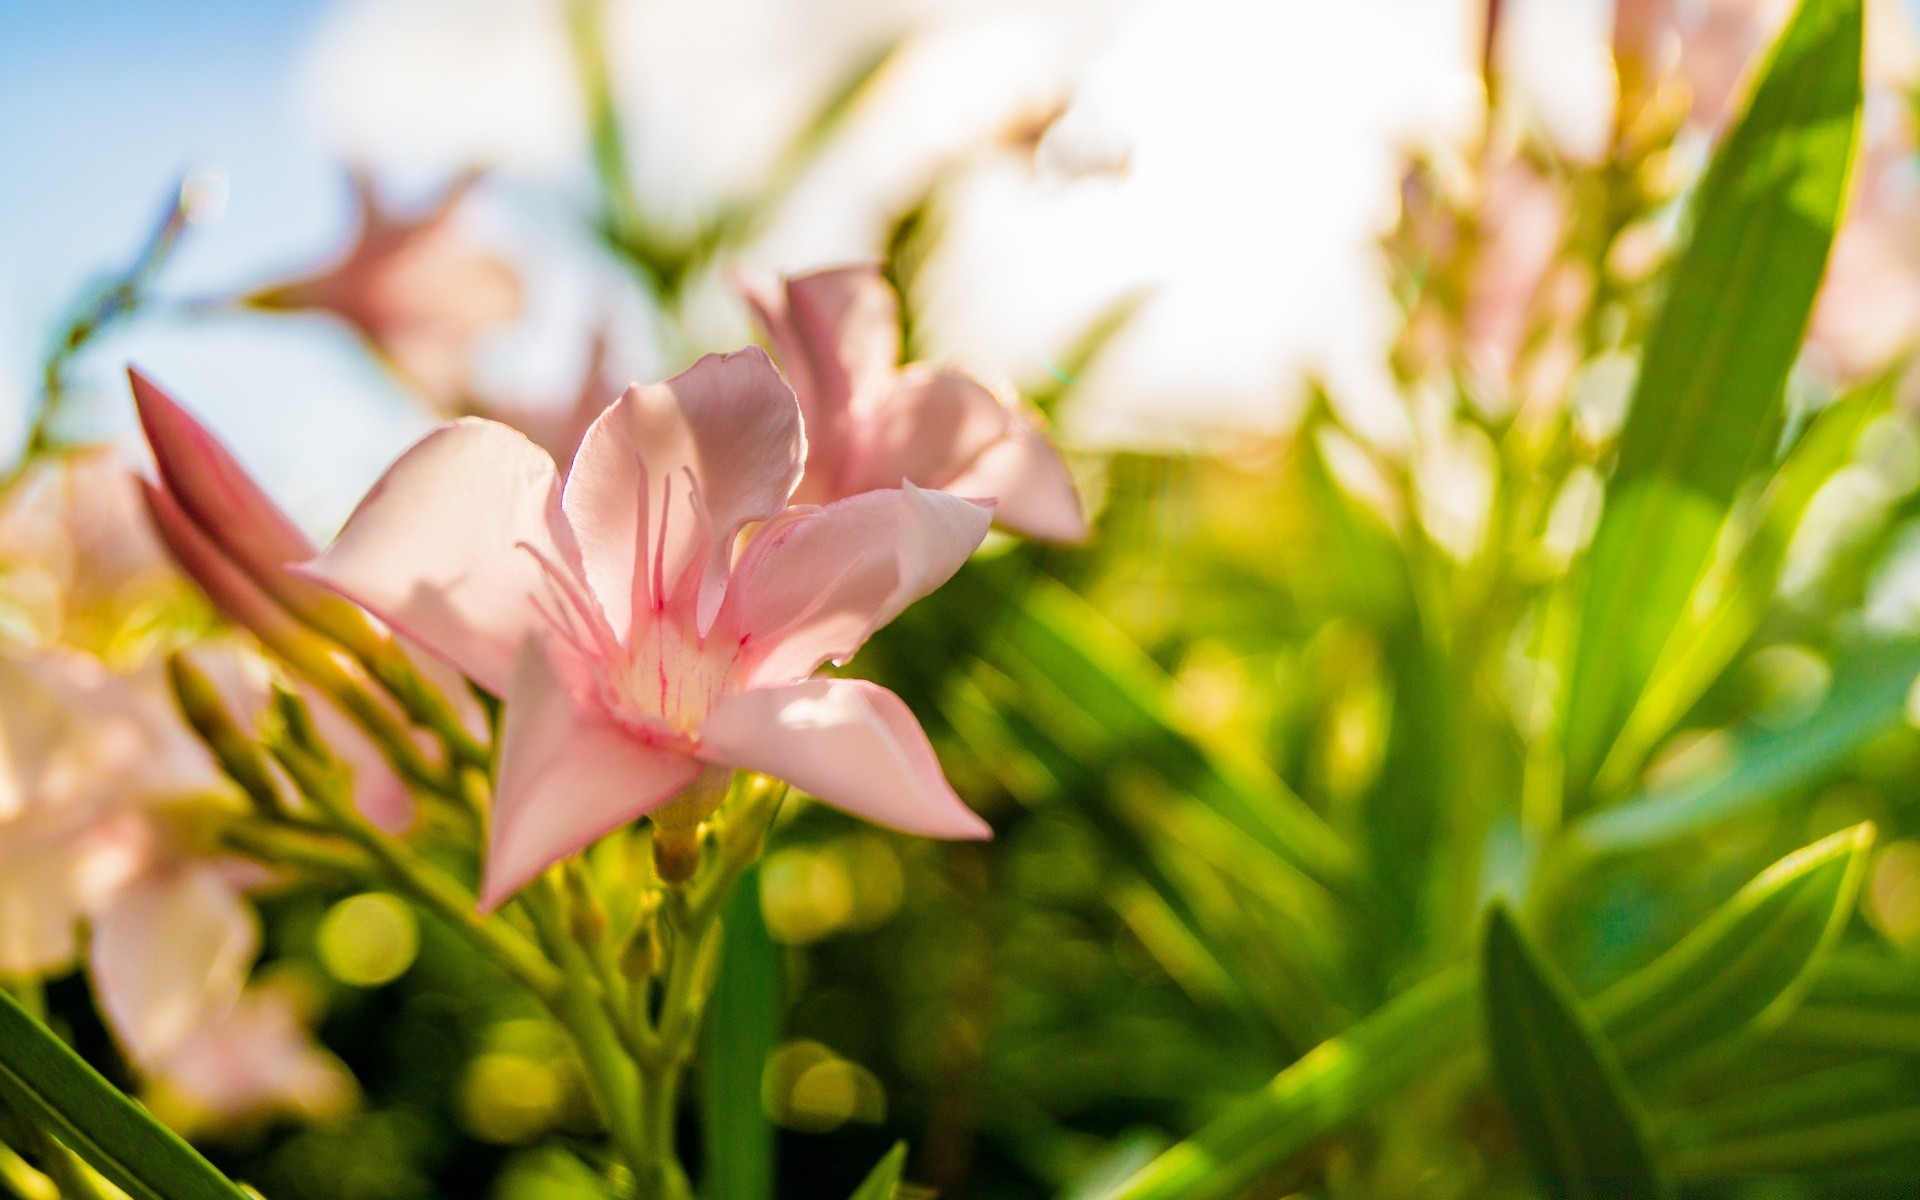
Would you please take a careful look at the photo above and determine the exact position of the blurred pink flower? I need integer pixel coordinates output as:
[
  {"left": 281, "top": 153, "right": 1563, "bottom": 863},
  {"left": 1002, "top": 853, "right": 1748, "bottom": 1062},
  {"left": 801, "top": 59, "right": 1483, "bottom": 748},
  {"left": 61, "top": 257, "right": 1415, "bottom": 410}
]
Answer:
[
  {"left": 740, "top": 265, "right": 1087, "bottom": 542},
  {"left": 0, "top": 644, "right": 352, "bottom": 1127},
  {"left": 0, "top": 447, "right": 178, "bottom": 650},
  {"left": 1462, "top": 160, "right": 1570, "bottom": 406},
  {"left": 0, "top": 647, "right": 216, "bottom": 976},
  {"left": 1808, "top": 112, "right": 1920, "bottom": 385},
  {"left": 149, "top": 980, "right": 355, "bottom": 1128},
  {"left": 248, "top": 170, "right": 522, "bottom": 411},
  {"left": 303, "top": 347, "right": 993, "bottom": 908}
]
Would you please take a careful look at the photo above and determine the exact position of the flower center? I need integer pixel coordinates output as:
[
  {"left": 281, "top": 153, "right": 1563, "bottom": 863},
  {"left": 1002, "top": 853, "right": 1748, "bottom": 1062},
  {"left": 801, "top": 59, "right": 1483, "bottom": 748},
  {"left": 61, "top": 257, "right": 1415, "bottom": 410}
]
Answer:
[{"left": 605, "top": 614, "right": 736, "bottom": 738}]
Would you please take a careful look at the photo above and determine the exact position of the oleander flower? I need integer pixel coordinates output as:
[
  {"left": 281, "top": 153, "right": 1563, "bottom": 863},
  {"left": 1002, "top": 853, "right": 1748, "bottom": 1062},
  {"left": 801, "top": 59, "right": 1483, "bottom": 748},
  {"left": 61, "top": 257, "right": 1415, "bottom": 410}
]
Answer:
[
  {"left": 247, "top": 169, "right": 522, "bottom": 410},
  {"left": 739, "top": 265, "right": 1087, "bottom": 542},
  {"left": 0, "top": 447, "right": 178, "bottom": 652},
  {"left": 0, "top": 647, "right": 217, "bottom": 976},
  {"left": 148, "top": 980, "right": 356, "bottom": 1130},
  {"left": 302, "top": 347, "right": 994, "bottom": 908}
]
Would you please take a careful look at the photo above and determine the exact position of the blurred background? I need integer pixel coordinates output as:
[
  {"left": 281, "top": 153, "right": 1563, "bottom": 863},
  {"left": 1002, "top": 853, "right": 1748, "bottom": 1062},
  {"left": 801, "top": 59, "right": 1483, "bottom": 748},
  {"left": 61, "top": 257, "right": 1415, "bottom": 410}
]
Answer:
[{"left": 17, "top": 1, "right": 1920, "bottom": 1198}]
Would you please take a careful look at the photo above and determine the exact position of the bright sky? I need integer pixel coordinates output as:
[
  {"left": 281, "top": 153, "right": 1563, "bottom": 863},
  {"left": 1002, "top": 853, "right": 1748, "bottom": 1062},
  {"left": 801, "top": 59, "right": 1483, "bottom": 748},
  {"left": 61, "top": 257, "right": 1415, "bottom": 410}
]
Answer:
[{"left": 0, "top": 0, "right": 435, "bottom": 530}]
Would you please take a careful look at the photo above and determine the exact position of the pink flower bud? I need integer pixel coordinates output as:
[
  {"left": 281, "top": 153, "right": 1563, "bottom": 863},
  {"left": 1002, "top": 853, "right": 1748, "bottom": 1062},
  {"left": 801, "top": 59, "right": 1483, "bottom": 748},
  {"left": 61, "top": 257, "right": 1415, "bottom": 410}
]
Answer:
[{"left": 128, "top": 368, "right": 390, "bottom": 660}]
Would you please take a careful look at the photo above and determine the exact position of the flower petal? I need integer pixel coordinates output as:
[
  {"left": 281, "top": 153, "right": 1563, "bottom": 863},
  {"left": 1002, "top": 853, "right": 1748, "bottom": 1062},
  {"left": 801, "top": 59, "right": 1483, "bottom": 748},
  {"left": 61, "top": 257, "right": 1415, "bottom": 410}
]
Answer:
[
  {"left": 940, "top": 415, "right": 1089, "bottom": 542},
  {"left": 562, "top": 348, "right": 803, "bottom": 637},
  {"left": 784, "top": 266, "right": 901, "bottom": 422},
  {"left": 841, "top": 365, "right": 1014, "bottom": 494},
  {"left": 736, "top": 270, "right": 815, "bottom": 406},
  {"left": 483, "top": 639, "right": 702, "bottom": 910},
  {"left": 90, "top": 864, "right": 258, "bottom": 1069},
  {"left": 698, "top": 678, "right": 989, "bottom": 839},
  {"left": 301, "top": 418, "right": 581, "bottom": 694},
  {"left": 157, "top": 982, "right": 356, "bottom": 1123},
  {"left": 723, "top": 483, "right": 992, "bottom": 687}
]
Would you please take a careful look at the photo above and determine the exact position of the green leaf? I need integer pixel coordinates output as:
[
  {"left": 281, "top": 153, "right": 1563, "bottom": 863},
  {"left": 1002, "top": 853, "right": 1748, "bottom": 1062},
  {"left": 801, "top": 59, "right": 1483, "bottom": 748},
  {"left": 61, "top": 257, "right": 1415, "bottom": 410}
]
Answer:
[
  {"left": 0, "top": 988, "right": 253, "bottom": 1200},
  {"left": 1598, "top": 379, "right": 1892, "bottom": 792},
  {"left": 701, "top": 864, "right": 780, "bottom": 1200},
  {"left": 1562, "top": 0, "right": 1863, "bottom": 794},
  {"left": 1482, "top": 906, "right": 1668, "bottom": 1199},
  {"left": 1667, "top": 1105, "right": 1920, "bottom": 1178},
  {"left": 848, "top": 1142, "right": 908, "bottom": 1200},
  {"left": 1591, "top": 824, "right": 1874, "bottom": 1066},
  {"left": 1572, "top": 641, "right": 1920, "bottom": 853},
  {"left": 1097, "top": 969, "right": 1475, "bottom": 1200}
]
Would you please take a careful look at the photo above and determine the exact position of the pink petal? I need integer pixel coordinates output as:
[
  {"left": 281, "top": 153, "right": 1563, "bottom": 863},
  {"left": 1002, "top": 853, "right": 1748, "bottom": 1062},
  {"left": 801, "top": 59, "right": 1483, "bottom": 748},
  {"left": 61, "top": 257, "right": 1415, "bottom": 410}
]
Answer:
[
  {"left": 723, "top": 484, "right": 992, "bottom": 687},
  {"left": 784, "top": 266, "right": 901, "bottom": 423},
  {"left": 841, "top": 365, "right": 1013, "bottom": 494},
  {"left": 300, "top": 418, "right": 580, "bottom": 695},
  {"left": 129, "top": 370, "right": 374, "bottom": 646},
  {"left": 940, "top": 416, "right": 1089, "bottom": 543},
  {"left": 483, "top": 639, "right": 702, "bottom": 909},
  {"left": 562, "top": 348, "right": 803, "bottom": 637},
  {"left": 90, "top": 864, "right": 258, "bottom": 1069},
  {"left": 157, "top": 983, "right": 355, "bottom": 1122},
  {"left": 697, "top": 678, "right": 989, "bottom": 839},
  {"left": 736, "top": 271, "right": 815, "bottom": 407}
]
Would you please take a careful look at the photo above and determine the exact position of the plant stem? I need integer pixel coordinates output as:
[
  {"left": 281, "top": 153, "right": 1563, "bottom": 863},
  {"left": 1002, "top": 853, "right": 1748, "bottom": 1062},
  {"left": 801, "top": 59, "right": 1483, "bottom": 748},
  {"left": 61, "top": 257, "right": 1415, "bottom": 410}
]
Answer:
[{"left": 521, "top": 880, "right": 653, "bottom": 1191}]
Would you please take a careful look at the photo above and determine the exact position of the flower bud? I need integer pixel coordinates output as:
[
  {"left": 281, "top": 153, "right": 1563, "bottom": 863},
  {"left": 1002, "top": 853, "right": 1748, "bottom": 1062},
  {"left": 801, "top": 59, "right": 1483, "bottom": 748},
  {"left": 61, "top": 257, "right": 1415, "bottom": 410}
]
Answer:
[
  {"left": 138, "top": 477, "right": 338, "bottom": 678},
  {"left": 650, "top": 765, "right": 731, "bottom": 884},
  {"left": 129, "top": 368, "right": 392, "bottom": 661},
  {"left": 618, "top": 894, "right": 666, "bottom": 982},
  {"left": 562, "top": 863, "right": 609, "bottom": 943},
  {"left": 166, "top": 650, "right": 281, "bottom": 815}
]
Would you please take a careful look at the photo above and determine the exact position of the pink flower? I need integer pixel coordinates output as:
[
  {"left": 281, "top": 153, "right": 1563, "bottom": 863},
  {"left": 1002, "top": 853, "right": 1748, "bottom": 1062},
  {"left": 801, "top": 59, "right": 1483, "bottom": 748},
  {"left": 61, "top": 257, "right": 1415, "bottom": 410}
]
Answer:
[
  {"left": 0, "top": 645, "right": 350, "bottom": 1132},
  {"left": 739, "top": 265, "right": 1087, "bottom": 542},
  {"left": 0, "top": 647, "right": 263, "bottom": 1075},
  {"left": 0, "top": 447, "right": 177, "bottom": 650},
  {"left": 0, "top": 647, "right": 213, "bottom": 976},
  {"left": 148, "top": 981, "right": 355, "bottom": 1129},
  {"left": 248, "top": 170, "right": 522, "bottom": 411},
  {"left": 302, "top": 348, "right": 993, "bottom": 908}
]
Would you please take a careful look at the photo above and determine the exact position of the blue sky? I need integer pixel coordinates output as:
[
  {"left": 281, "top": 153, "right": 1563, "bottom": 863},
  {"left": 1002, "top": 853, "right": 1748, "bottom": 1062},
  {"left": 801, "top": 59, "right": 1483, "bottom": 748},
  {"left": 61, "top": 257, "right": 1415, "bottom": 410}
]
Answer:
[{"left": 0, "top": 0, "right": 435, "bottom": 526}]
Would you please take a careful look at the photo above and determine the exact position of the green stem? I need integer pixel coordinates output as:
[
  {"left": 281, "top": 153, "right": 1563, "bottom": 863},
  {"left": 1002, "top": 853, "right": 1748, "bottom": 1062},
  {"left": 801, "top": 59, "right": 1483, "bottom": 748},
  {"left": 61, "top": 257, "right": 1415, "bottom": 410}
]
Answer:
[
  {"left": 1102, "top": 968, "right": 1476, "bottom": 1200},
  {"left": 293, "top": 777, "right": 562, "bottom": 1002},
  {"left": 522, "top": 882, "right": 653, "bottom": 1189}
]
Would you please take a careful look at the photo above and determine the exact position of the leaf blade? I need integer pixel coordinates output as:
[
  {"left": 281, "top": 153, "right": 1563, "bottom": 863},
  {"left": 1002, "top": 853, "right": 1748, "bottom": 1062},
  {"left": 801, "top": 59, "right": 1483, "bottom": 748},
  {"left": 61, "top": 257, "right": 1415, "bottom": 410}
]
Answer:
[
  {"left": 1562, "top": 0, "right": 1864, "bottom": 792},
  {"left": 848, "top": 1142, "right": 908, "bottom": 1200},
  {"left": 700, "top": 864, "right": 780, "bottom": 1200},
  {"left": 1482, "top": 906, "right": 1667, "bottom": 1200},
  {"left": 0, "top": 988, "right": 252, "bottom": 1200},
  {"left": 1592, "top": 823, "right": 1875, "bottom": 1065}
]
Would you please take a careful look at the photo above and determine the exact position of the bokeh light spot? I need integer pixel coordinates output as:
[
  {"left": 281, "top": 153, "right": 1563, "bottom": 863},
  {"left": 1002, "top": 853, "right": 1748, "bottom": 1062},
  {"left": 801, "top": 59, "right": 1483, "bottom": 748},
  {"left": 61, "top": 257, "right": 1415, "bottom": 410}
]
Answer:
[{"left": 317, "top": 892, "right": 419, "bottom": 987}]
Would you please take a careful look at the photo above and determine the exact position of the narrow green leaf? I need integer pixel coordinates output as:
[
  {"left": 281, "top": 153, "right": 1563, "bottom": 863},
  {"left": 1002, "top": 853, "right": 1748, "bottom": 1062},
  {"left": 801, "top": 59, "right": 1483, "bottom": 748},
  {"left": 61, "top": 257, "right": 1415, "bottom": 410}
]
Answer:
[
  {"left": 1573, "top": 641, "right": 1920, "bottom": 853},
  {"left": 1563, "top": 0, "right": 1863, "bottom": 793},
  {"left": 1663, "top": 1059, "right": 1912, "bottom": 1151},
  {"left": 848, "top": 1141, "right": 908, "bottom": 1200},
  {"left": 1097, "top": 969, "right": 1475, "bottom": 1200},
  {"left": 1482, "top": 905, "right": 1668, "bottom": 1200},
  {"left": 701, "top": 864, "right": 779, "bottom": 1200},
  {"left": 1667, "top": 1105, "right": 1920, "bottom": 1178},
  {"left": 1591, "top": 823, "right": 1874, "bottom": 1066},
  {"left": 1599, "top": 380, "right": 1892, "bottom": 791},
  {"left": 0, "top": 988, "right": 252, "bottom": 1200}
]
